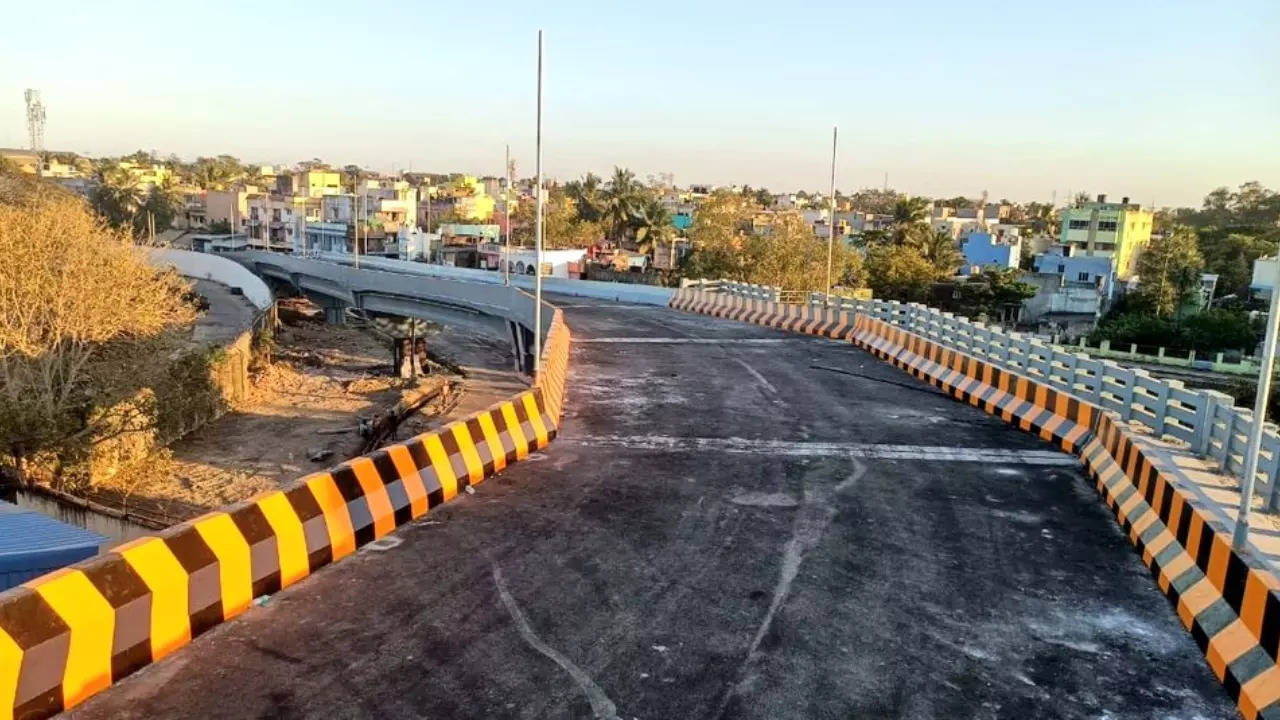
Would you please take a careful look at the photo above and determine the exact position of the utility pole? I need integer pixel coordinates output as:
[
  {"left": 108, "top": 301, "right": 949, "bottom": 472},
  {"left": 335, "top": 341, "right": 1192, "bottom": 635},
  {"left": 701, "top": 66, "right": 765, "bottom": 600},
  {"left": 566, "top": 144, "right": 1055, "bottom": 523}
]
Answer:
[
  {"left": 504, "top": 143, "right": 512, "bottom": 286},
  {"left": 354, "top": 191, "right": 362, "bottom": 269},
  {"left": 825, "top": 125, "right": 837, "bottom": 303},
  {"left": 1236, "top": 262, "right": 1280, "bottom": 549},
  {"left": 533, "top": 30, "right": 545, "bottom": 375}
]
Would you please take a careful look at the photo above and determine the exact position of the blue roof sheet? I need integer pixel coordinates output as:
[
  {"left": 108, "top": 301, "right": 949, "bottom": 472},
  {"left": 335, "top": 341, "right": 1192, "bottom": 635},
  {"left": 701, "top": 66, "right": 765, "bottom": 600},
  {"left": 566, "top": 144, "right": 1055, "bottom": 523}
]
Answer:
[{"left": 0, "top": 501, "right": 106, "bottom": 574}]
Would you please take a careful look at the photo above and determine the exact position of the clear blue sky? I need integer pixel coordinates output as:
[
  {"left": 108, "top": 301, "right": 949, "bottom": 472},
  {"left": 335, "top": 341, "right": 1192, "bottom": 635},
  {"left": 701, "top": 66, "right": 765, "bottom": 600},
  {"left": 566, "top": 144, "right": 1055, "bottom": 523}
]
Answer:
[{"left": 3, "top": 0, "right": 1276, "bottom": 206}]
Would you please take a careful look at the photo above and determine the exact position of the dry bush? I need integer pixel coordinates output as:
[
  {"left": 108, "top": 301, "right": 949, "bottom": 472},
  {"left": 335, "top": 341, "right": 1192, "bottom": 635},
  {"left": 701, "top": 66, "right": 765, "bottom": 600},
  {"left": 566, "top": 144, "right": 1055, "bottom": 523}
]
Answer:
[{"left": 0, "top": 185, "right": 194, "bottom": 482}]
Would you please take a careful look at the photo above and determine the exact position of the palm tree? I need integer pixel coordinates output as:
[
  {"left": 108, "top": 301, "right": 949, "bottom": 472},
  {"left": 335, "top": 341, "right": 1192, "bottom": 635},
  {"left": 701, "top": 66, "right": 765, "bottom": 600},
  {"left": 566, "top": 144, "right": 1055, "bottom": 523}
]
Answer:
[
  {"left": 565, "top": 172, "right": 604, "bottom": 222},
  {"left": 891, "top": 196, "right": 930, "bottom": 245},
  {"left": 632, "top": 196, "right": 672, "bottom": 256},
  {"left": 602, "top": 167, "right": 640, "bottom": 244},
  {"left": 91, "top": 164, "right": 144, "bottom": 233},
  {"left": 921, "top": 229, "right": 963, "bottom": 277}
]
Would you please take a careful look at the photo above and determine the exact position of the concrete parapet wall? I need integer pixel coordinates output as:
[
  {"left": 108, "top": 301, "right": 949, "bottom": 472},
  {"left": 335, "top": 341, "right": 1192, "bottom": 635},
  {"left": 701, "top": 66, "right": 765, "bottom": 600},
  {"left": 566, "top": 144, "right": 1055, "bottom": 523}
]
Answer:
[
  {"left": 148, "top": 249, "right": 273, "bottom": 311},
  {"left": 311, "top": 251, "right": 675, "bottom": 306},
  {"left": 671, "top": 285, "right": 1280, "bottom": 719},
  {"left": 679, "top": 279, "right": 1280, "bottom": 513},
  {"left": 0, "top": 304, "right": 572, "bottom": 720}
]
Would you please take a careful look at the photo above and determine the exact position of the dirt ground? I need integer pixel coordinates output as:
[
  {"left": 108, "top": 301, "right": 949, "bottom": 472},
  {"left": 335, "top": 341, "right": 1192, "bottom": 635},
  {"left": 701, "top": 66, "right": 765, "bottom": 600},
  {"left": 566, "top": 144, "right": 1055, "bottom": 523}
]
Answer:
[{"left": 90, "top": 298, "right": 518, "bottom": 524}]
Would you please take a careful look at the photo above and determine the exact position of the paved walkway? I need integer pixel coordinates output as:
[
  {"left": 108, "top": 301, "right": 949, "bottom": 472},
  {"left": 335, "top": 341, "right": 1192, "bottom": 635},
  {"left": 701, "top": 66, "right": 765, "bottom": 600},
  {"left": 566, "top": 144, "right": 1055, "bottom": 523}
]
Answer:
[{"left": 68, "top": 298, "right": 1238, "bottom": 719}]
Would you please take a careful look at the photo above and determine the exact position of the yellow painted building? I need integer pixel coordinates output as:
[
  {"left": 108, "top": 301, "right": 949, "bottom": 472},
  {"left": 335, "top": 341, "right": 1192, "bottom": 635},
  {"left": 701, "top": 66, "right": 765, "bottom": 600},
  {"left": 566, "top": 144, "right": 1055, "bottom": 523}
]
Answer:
[
  {"left": 295, "top": 170, "right": 342, "bottom": 197},
  {"left": 1058, "top": 194, "right": 1153, "bottom": 280},
  {"left": 117, "top": 162, "right": 171, "bottom": 189}
]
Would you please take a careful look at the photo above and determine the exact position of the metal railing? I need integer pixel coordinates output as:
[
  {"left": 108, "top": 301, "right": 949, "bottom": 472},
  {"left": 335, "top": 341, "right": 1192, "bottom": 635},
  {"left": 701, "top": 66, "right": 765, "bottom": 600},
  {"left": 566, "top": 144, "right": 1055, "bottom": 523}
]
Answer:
[{"left": 689, "top": 280, "right": 1279, "bottom": 510}]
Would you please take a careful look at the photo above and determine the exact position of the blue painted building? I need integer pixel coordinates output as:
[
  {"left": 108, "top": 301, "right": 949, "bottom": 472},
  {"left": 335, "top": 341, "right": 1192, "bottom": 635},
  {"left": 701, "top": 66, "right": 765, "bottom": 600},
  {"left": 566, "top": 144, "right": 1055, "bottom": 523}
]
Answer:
[
  {"left": 672, "top": 211, "right": 693, "bottom": 231},
  {"left": 960, "top": 232, "right": 1020, "bottom": 275},
  {"left": 0, "top": 502, "right": 106, "bottom": 590},
  {"left": 1032, "top": 247, "right": 1114, "bottom": 288}
]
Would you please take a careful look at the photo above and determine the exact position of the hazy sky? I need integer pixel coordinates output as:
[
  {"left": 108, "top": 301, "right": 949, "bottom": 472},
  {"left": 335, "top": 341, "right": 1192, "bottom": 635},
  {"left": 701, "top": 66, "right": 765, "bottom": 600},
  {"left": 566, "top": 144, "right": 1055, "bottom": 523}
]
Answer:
[{"left": 3, "top": 0, "right": 1276, "bottom": 206}]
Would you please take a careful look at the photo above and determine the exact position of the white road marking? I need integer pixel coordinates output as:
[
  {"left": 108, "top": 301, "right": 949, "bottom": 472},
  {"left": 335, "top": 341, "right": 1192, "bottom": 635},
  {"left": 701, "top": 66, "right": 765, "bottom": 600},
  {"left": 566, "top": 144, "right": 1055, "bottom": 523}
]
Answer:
[
  {"left": 492, "top": 564, "right": 622, "bottom": 720},
  {"left": 574, "top": 337, "right": 787, "bottom": 344},
  {"left": 564, "top": 435, "right": 1078, "bottom": 466},
  {"left": 554, "top": 304, "right": 658, "bottom": 309},
  {"left": 733, "top": 358, "right": 778, "bottom": 395}
]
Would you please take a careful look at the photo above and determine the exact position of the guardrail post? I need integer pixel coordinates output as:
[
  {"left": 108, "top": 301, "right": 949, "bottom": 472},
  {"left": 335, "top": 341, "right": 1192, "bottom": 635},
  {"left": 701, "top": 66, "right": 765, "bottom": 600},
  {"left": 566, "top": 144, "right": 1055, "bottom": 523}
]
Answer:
[
  {"left": 1105, "top": 361, "right": 1136, "bottom": 421},
  {"left": 1144, "top": 373, "right": 1172, "bottom": 438},
  {"left": 1197, "top": 390, "right": 1232, "bottom": 457}
]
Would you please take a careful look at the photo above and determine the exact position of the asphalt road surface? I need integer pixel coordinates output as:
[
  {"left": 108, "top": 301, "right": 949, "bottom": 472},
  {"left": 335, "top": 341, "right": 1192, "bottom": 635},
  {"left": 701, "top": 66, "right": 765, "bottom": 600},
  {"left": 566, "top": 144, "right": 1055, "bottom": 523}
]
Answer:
[{"left": 69, "top": 297, "right": 1238, "bottom": 720}]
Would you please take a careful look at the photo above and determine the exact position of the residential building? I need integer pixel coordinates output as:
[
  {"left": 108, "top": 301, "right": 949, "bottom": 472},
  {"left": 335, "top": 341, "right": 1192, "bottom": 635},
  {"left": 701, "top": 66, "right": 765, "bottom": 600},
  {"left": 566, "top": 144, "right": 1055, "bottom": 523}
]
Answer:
[
  {"left": 301, "top": 222, "right": 351, "bottom": 254},
  {"left": 287, "top": 170, "right": 342, "bottom": 198},
  {"left": 960, "top": 231, "right": 1021, "bottom": 275},
  {"left": 1058, "top": 194, "right": 1153, "bottom": 280},
  {"left": 772, "top": 193, "right": 799, "bottom": 210},
  {"left": 1250, "top": 256, "right": 1280, "bottom": 299},
  {"left": 359, "top": 180, "right": 418, "bottom": 233},
  {"left": 116, "top": 162, "right": 170, "bottom": 190},
  {"left": 1022, "top": 246, "right": 1115, "bottom": 333},
  {"left": 178, "top": 191, "right": 207, "bottom": 229},
  {"left": 246, "top": 193, "right": 310, "bottom": 251},
  {"left": 321, "top": 195, "right": 355, "bottom": 224},
  {"left": 206, "top": 189, "right": 250, "bottom": 230},
  {"left": 191, "top": 233, "right": 251, "bottom": 253},
  {"left": 1032, "top": 247, "right": 1114, "bottom": 289},
  {"left": 397, "top": 229, "right": 439, "bottom": 262},
  {"left": 438, "top": 223, "right": 500, "bottom": 244}
]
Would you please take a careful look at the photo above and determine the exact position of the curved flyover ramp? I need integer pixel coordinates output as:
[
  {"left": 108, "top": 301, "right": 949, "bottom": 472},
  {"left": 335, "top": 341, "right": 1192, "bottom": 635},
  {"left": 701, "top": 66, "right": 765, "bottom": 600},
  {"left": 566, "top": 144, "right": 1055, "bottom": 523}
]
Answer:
[{"left": 46, "top": 296, "right": 1245, "bottom": 719}]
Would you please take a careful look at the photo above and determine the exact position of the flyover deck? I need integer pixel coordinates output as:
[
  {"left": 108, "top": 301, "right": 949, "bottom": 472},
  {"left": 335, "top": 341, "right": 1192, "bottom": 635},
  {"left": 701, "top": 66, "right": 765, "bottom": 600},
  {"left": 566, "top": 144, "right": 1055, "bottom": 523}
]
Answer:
[{"left": 68, "top": 297, "right": 1237, "bottom": 719}]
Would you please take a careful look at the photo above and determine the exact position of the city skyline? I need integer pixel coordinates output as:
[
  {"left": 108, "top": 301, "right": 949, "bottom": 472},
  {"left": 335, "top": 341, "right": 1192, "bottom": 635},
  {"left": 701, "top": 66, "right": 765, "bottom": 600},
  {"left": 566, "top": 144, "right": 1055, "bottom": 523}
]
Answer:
[{"left": 4, "top": 0, "right": 1277, "bottom": 207}]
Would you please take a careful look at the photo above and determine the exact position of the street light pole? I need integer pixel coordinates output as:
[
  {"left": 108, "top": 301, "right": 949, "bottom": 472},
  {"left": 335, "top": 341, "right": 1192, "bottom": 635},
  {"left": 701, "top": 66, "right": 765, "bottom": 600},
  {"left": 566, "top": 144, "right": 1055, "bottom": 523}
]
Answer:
[
  {"left": 504, "top": 143, "right": 512, "bottom": 287},
  {"left": 1234, "top": 261, "right": 1280, "bottom": 548},
  {"left": 825, "top": 125, "right": 838, "bottom": 303},
  {"left": 533, "top": 30, "right": 545, "bottom": 375}
]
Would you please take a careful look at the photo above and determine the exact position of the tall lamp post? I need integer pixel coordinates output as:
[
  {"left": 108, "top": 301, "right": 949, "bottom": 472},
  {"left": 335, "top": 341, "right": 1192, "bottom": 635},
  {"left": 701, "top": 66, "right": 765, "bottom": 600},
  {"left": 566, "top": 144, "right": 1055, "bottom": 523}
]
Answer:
[
  {"left": 824, "top": 125, "right": 838, "bottom": 303},
  {"left": 533, "top": 30, "right": 545, "bottom": 375},
  {"left": 1235, "top": 261, "right": 1280, "bottom": 548}
]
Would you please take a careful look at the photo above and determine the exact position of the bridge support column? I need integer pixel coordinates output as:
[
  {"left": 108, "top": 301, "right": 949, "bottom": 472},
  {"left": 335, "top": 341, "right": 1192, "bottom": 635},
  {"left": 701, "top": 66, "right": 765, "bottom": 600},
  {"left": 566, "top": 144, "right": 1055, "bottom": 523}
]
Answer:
[
  {"left": 509, "top": 320, "right": 534, "bottom": 374},
  {"left": 323, "top": 303, "right": 348, "bottom": 325}
]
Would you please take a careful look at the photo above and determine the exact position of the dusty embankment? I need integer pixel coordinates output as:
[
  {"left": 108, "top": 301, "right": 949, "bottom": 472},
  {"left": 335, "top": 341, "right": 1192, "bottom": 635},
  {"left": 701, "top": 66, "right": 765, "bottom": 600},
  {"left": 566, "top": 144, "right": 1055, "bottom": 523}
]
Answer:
[{"left": 86, "top": 298, "right": 524, "bottom": 524}]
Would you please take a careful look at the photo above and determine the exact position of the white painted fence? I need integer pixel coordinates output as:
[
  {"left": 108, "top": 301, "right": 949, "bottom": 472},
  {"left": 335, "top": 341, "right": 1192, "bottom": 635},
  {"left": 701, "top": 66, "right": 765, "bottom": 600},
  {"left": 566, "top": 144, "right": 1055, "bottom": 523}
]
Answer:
[{"left": 686, "top": 279, "right": 1279, "bottom": 509}]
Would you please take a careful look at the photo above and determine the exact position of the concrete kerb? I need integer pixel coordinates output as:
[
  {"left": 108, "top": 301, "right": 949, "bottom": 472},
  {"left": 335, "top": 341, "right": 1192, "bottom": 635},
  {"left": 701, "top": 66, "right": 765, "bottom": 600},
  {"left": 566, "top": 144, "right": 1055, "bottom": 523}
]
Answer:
[
  {"left": 0, "top": 308, "right": 571, "bottom": 720},
  {"left": 669, "top": 286, "right": 1280, "bottom": 719}
]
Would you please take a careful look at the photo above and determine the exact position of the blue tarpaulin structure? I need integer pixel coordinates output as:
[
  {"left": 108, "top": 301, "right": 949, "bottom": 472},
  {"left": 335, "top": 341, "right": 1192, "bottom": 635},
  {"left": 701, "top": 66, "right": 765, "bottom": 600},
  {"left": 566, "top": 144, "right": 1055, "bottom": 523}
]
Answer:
[{"left": 0, "top": 501, "right": 106, "bottom": 590}]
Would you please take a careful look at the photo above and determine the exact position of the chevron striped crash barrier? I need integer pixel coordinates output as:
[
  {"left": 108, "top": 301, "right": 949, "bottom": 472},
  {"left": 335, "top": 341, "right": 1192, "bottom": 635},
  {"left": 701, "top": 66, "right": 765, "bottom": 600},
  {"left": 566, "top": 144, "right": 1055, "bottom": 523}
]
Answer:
[
  {"left": 0, "top": 309, "right": 570, "bottom": 720},
  {"left": 671, "top": 287, "right": 1280, "bottom": 717}
]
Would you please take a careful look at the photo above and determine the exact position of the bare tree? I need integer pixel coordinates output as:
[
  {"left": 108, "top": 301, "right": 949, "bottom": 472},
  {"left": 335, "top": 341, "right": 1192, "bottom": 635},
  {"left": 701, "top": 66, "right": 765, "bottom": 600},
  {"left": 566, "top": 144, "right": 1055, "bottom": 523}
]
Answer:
[{"left": 0, "top": 186, "right": 194, "bottom": 482}]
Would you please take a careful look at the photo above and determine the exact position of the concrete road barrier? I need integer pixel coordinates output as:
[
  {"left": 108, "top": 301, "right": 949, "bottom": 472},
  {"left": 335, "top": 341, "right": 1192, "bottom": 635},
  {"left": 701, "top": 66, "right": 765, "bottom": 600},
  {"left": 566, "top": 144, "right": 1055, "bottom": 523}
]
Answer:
[
  {"left": 0, "top": 311, "right": 570, "bottom": 720},
  {"left": 671, "top": 286, "right": 1280, "bottom": 719}
]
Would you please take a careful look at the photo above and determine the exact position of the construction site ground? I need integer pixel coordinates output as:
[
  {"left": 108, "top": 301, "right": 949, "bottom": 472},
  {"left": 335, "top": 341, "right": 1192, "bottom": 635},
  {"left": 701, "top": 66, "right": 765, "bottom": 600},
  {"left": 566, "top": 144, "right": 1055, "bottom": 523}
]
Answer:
[{"left": 91, "top": 298, "right": 524, "bottom": 525}]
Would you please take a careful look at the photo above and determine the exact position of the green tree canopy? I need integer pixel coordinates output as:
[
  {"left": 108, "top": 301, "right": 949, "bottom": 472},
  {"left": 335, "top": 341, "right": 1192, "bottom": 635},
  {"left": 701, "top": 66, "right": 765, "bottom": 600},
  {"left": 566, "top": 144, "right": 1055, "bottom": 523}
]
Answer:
[
  {"left": 1132, "top": 226, "right": 1205, "bottom": 317},
  {"left": 864, "top": 244, "right": 937, "bottom": 303},
  {"left": 682, "top": 192, "right": 863, "bottom": 292}
]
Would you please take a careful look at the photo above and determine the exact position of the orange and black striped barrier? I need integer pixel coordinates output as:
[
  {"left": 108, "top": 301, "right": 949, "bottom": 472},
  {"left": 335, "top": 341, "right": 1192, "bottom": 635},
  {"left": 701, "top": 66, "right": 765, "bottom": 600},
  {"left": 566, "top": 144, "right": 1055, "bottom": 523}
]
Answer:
[
  {"left": 671, "top": 286, "right": 1280, "bottom": 719},
  {"left": 0, "top": 310, "right": 570, "bottom": 720}
]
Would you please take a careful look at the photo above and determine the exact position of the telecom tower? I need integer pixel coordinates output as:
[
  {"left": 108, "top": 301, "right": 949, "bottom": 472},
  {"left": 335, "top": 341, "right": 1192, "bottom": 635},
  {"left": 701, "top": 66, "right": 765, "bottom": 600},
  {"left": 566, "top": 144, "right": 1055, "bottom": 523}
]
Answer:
[{"left": 24, "top": 89, "right": 46, "bottom": 154}]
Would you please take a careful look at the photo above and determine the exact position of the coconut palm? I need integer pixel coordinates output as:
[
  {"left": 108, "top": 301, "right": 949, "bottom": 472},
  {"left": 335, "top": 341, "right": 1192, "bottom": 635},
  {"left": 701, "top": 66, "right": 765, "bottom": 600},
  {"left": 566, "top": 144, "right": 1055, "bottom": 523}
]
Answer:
[
  {"left": 90, "top": 165, "right": 144, "bottom": 233},
  {"left": 565, "top": 172, "right": 604, "bottom": 222},
  {"left": 632, "top": 196, "right": 672, "bottom": 256},
  {"left": 891, "top": 195, "right": 930, "bottom": 245},
  {"left": 602, "top": 167, "right": 640, "bottom": 243}
]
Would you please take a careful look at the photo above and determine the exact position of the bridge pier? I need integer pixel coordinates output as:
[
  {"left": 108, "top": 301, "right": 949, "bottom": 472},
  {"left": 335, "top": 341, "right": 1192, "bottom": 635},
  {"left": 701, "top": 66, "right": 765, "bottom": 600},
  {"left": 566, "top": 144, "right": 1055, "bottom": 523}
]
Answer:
[{"left": 322, "top": 303, "right": 348, "bottom": 325}]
